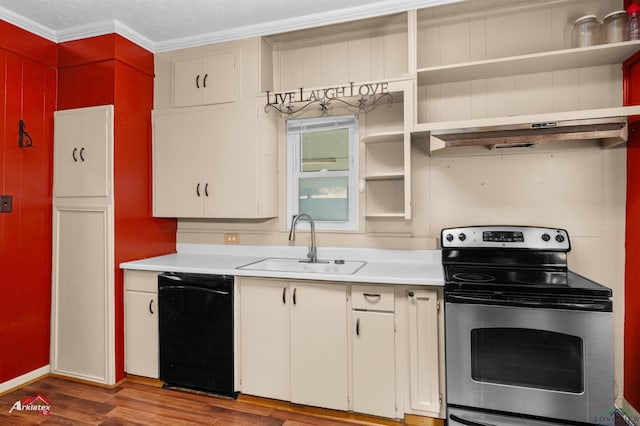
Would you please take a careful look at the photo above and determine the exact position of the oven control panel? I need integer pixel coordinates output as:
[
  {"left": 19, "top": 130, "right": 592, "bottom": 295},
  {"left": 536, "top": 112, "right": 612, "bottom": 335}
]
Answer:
[{"left": 441, "top": 226, "right": 570, "bottom": 250}]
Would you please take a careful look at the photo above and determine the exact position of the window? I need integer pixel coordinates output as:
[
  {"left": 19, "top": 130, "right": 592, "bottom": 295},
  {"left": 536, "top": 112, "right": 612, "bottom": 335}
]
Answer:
[{"left": 287, "top": 115, "right": 359, "bottom": 231}]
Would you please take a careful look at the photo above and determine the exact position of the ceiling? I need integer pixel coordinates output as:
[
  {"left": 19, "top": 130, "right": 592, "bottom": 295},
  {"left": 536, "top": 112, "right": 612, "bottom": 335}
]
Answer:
[{"left": 0, "top": 0, "right": 460, "bottom": 53}]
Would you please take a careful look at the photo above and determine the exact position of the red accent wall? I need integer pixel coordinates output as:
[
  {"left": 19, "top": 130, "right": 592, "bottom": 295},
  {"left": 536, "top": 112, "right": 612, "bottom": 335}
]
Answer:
[
  {"left": 624, "top": 46, "right": 640, "bottom": 410},
  {"left": 0, "top": 21, "right": 57, "bottom": 383},
  {"left": 57, "top": 34, "right": 177, "bottom": 381}
]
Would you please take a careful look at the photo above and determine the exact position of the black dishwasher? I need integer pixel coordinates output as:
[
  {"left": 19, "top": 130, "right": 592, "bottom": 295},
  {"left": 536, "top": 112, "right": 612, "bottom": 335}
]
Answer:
[{"left": 158, "top": 272, "right": 235, "bottom": 397}]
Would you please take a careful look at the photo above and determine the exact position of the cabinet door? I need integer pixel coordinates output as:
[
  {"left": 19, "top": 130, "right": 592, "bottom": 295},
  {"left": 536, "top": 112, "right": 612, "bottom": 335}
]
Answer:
[
  {"left": 290, "top": 281, "right": 348, "bottom": 411},
  {"left": 407, "top": 289, "right": 441, "bottom": 413},
  {"left": 174, "top": 53, "right": 235, "bottom": 108},
  {"left": 202, "top": 53, "right": 235, "bottom": 105},
  {"left": 153, "top": 109, "right": 204, "bottom": 217},
  {"left": 239, "top": 278, "right": 290, "bottom": 401},
  {"left": 203, "top": 104, "right": 257, "bottom": 217},
  {"left": 51, "top": 205, "right": 113, "bottom": 384},
  {"left": 125, "top": 290, "right": 158, "bottom": 378},
  {"left": 353, "top": 310, "right": 396, "bottom": 418},
  {"left": 53, "top": 106, "right": 112, "bottom": 198}
]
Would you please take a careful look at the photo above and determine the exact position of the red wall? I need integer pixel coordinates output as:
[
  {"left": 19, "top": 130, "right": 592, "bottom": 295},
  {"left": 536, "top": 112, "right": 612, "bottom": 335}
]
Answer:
[
  {"left": 0, "top": 21, "right": 57, "bottom": 383},
  {"left": 624, "top": 47, "right": 640, "bottom": 410},
  {"left": 58, "top": 34, "right": 177, "bottom": 381},
  {"left": 0, "top": 25, "right": 176, "bottom": 385}
]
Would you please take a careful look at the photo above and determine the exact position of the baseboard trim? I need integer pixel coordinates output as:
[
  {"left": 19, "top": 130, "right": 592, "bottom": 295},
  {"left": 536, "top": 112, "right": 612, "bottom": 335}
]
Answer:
[
  {"left": 0, "top": 365, "right": 50, "bottom": 396},
  {"left": 618, "top": 399, "right": 640, "bottom": 426}
]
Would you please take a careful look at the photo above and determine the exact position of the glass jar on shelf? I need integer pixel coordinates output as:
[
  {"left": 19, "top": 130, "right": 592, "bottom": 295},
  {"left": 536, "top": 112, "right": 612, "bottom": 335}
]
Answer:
[
  {"left": 572, "top": 15, "right": 601, "bottom": 48},
  {"left": 603, "top": 10, "right": 627, "bottom": 43}
]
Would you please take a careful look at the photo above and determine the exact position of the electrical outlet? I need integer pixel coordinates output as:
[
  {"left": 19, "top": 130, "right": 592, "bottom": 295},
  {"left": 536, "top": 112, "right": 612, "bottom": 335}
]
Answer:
[
  {"left": 0, "top": 195, "right": 12, "bottom": 213},
  {"left": 224, "top": 233, "right": 239, "bottom": 244}
]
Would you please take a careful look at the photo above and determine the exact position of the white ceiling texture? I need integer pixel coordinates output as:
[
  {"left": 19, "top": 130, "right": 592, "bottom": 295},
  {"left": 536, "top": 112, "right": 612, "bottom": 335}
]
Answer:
[{"left": 0, "top": 0, "right": 460, "bottom": 52}]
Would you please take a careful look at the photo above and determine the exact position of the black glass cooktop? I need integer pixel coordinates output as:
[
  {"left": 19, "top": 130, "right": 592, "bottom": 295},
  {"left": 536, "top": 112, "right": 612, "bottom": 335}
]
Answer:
[{"left": 444, "top": 266, "right": 611, "bottom": 298}]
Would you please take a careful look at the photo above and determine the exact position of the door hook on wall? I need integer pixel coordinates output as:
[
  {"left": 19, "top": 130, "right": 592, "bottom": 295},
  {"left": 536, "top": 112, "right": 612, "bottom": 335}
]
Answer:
[{"left": 19, "top": 120, "right": 33, "bottom": 148}]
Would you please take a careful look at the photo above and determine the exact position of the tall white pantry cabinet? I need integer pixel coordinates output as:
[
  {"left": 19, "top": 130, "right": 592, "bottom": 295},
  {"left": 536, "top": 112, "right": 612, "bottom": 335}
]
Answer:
[{"left": 50, "top": 105, "right": 116, "bottom": 385}]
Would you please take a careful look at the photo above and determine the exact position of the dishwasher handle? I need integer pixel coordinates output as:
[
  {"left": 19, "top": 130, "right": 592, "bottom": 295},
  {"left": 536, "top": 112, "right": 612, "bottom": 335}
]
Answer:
[{"left": 159, "top": 284, "right": 230, "bottom": 296}]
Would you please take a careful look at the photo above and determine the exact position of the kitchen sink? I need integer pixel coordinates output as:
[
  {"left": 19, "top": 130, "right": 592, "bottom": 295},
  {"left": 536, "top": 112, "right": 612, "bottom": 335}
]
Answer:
[{"left": 237, "top": 257, "right": 367, "bottom": 275}]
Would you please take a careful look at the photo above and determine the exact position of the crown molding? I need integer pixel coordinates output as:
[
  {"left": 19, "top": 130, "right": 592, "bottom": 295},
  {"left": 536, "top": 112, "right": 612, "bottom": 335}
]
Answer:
[
  {"left": 0, "top": 5, "right": 57, "bottom": 41},
  {"left": 153, "top": 0, "right": 461, "bottom": 52},
  {"left": 55, "top": 19, "right": 155, "bottom": 52},
  {"left": 1, "top": 0, "right": 461, "bottom": 53}
]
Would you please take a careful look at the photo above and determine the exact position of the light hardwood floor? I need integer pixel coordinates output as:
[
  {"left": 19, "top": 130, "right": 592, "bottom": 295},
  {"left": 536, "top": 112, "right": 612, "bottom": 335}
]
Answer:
[{"left": 0, "top": 376, "right": 441, "bottom": 425}]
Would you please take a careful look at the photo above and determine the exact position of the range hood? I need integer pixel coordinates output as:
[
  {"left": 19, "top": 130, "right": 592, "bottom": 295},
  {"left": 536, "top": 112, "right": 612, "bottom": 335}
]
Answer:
[{"left": 430, "top": 116, "right": 629, "bottom": 150}]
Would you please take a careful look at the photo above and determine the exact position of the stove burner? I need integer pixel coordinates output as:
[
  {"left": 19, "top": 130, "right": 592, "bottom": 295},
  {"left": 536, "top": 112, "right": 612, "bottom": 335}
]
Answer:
[{"left": 453, "top": 272, "right": 496, "bottom": 283}]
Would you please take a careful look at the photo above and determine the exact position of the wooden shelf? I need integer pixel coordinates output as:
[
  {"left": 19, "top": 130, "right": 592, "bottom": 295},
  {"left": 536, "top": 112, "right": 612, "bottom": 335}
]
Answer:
[
  {"left": 364, "top": 173, "right": 404, "bottom": 181},
  {"left": 364, "top": 212, "right": 406, "bottom": 218},
  {"left": 361, "top": 131, "right": 404, "bottom": 144},
  {"left": 417, "top": 41, "right": 640, "bottom": 86}
]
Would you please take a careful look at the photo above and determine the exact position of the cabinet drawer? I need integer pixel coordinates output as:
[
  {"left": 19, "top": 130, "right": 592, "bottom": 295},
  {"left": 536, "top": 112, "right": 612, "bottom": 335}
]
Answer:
[
  {"left": 124, "top": 270, "right": 159, "bottom": 293},
  {"left": 352, "top": 285, "right": 394, "bottom": 312}
]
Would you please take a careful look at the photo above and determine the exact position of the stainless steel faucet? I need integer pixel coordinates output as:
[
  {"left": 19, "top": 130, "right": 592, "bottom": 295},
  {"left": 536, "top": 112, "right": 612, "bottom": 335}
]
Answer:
[{"left": 288, "top": 213, "right": 318, "bottom": 263}]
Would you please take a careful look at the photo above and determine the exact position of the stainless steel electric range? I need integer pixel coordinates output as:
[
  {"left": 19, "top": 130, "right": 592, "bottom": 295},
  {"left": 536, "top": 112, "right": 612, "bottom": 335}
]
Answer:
[{"left": 442, "top": 225, "right": 614, "bottom": 426}]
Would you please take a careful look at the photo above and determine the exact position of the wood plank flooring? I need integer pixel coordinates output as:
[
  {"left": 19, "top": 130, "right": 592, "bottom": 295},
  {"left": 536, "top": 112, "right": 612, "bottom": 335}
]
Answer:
[{"left": 0, "top": 376, "right": 415, "bottom": 425}]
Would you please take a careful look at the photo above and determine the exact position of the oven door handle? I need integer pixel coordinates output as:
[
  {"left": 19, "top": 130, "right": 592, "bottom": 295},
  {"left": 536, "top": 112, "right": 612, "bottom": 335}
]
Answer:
[
  {"left": 449, "top": 414, "right": 495, "bottom": 426},
  {"left": 447, "top": 294, "right": 609, "bottom": 311}
]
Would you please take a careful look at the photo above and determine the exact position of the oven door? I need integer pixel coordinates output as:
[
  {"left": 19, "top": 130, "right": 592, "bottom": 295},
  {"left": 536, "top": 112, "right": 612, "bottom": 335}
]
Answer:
[{"left": 445, "top": 301, "right": 613, "bottom": 425}]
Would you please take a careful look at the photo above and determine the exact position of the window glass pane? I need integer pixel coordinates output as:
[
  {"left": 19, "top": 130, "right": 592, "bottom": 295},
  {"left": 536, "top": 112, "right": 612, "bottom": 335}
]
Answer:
[
  {"left": 471, "top": 328, "right": 584, "bottom": 393},
  {"left": 298, "top": 177, "right": 348, "bottom": 221},
  {"left": 301, "top": 129, "right": 349, "bottom": 172}
]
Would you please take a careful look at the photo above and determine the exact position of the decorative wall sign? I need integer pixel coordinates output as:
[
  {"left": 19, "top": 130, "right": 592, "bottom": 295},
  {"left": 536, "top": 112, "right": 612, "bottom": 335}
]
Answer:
[{"left": 265, "top": 82, "right": 393, "bottom": 116}]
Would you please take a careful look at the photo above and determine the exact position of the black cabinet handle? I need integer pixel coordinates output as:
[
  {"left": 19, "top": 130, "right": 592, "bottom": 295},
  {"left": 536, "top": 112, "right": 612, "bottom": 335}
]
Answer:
[
  {"left": 408, "top": 290, "right": 415, "bottom": 298},
  {"left": 356, "top": 318, "right": 360, "bottom": 336},
  {"left": 203, "top": 74, "right": 208, "bottom": 88},
  {"left": 204, "top": 183, "right": 209, "bottom": 197},
  {"left": 196, "top": 74, "right": 200, "bottom": 88},
  {"left": 282, "top": 287, "right": 286, "bottom": 304},
  {"left": 72, "top": 147, "right": 78, "bottom": 162},
  {"left": 363, "top": 293, "right": 381, "bottom": 300},
  {"left": 293, "top": 288, "right": 297, "bottom": 305},
  {"left": 79, "top": 147, "right": 85, "bottom": 162},
  {"left": 149, "top": 299, "right": 154, "bottom": 314},
  {"left": 196, "top": 183, "right": 201, "bottom": 196}
]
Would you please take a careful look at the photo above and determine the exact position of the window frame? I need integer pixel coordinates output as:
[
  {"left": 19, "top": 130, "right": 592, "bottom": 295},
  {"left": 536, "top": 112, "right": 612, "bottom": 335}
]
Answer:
[{"left": 286, "top": 114, "right": 359, "bottom": 231}]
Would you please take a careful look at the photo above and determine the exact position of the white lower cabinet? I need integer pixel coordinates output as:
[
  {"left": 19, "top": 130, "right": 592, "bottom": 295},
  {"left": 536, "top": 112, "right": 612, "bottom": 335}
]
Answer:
[
  {"left": 238, "top": 279, "right": 443, "bottom": 421},
  {"left": 239, "top": 278, "right": 290, "bottom": 400},
  {"left": 124, "top": 270, "right": 159, "bottom": 379},
  {"left": 407, "top": 288, "right": 442, "bottom": 414},
  {"left": 239, "top": 278, "right": 348, "bottom": 411},
  {"left": 290, "top": 281, "right": 348, "bottom": 411},
  {"left": 352, "top": 310, "right": 396, "bottom": 418}
]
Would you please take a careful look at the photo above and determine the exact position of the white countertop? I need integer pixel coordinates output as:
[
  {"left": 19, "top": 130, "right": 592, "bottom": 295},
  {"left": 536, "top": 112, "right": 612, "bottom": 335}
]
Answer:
[{"left": 120, "top": 243, "right": 444, "bottom": 286}]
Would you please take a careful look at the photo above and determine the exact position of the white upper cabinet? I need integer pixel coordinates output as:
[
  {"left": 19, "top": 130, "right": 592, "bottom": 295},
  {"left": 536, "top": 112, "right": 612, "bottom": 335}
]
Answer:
[
  {"left": 153, "top": 101, "right": 278, "bottom": 219},
  {"left": 53, "top": 105, "right": 113, "bottom": 198},
  {"left": 173, "top": 52, "right": 236, "bottom": 107}
]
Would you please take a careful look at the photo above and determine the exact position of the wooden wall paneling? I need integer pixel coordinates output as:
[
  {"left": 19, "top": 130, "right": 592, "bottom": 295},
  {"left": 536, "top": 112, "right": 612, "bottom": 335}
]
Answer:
[
  {"left": 348, "top": 38, "right": 372, "bottom": 83},
  {"left": 384, "top": 31, "right": 408, "bottom": 79},
  {"left": 0, "top": 43, "right": 56, "bottom": 383},
  {"left": 322, "top": 40, "right": 350, "bottom": 87},
  {"left": 513, "top": 72, "right": 553, "bottom": 116}
]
